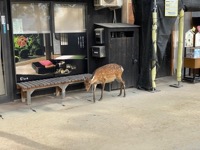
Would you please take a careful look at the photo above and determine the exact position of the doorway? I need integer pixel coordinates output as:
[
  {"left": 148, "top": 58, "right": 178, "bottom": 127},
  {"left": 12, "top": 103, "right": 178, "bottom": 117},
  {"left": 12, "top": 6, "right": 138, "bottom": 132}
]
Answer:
[
  {"left": 11, "top": 2, "right": 87, "bottom": 82},
  {"left": 0, "top": 3, "right": 6, "bottom": 98},
  {"left": 0, "top": 0, "right": 14, "bottom": 103}
]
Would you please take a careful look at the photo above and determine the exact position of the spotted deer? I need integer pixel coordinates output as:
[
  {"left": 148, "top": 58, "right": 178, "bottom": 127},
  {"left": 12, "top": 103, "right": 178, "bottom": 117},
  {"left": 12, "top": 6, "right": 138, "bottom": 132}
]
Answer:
[{"left": 84, "top": 63, "right": 126, "bottom": 102}]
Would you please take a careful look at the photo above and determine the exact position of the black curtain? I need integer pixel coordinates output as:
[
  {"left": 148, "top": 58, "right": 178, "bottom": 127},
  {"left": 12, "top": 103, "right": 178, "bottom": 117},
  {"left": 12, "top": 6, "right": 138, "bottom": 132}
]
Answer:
[
  {"left": 133, "top": 0, "right": 186, "bottom": 90},
  {"left": 182, "top": 0, "right": 200, "bottom": 12},
  {"left": 133, "top": 0, "right": 153, "bottom": 90}
]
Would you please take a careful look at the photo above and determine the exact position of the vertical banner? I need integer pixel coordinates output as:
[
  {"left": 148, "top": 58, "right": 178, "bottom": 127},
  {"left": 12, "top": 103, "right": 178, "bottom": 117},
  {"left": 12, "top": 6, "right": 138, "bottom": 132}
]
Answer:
[{"left": 165, "top": 0, "right": 178, "bottom": 17}]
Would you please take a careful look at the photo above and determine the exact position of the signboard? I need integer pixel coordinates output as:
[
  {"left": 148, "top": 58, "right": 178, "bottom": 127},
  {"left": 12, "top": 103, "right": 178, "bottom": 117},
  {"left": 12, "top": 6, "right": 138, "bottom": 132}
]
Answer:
[{"left": 165, "top": 0, "right": 178, "bottom": 17}]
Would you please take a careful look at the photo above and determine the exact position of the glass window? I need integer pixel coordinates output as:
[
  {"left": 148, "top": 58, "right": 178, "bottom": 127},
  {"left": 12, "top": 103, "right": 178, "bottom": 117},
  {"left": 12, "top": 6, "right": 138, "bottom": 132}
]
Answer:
[
  {"left": 54, "top": 4, "right": 86, "bottom": 33},
  {"left": 12, "top": 3, "right": 50, "bottom": 34},
  {"left": 11, "top": 2, "right": 51, "bottom": 82},
  {"left": 11, "top": 2, "right": 87, "bottom": 82}
]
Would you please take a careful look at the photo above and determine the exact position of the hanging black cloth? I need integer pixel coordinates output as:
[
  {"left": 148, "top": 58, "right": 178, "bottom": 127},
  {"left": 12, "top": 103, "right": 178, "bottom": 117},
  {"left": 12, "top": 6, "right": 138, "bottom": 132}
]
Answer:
[
  {"left": 182, "top": 0, "right": 200, "bottom": 12},
  {"left": 133, "top": 0, "right": 186, "bottom": 90}
]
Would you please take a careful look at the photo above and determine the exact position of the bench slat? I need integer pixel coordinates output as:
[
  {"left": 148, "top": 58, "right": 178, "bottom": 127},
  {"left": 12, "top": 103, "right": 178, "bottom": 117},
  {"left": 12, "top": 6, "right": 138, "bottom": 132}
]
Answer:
[
  {"left": 35, "top": 80, "right": 51, "bottom": 87},
  {"left": 34, "top": 80, "right": 50, "bottom": 86},
  {"left": 19, "top": 82, "right": 33, "bottom": 89},
  {"left": 17, "top": 83, "right": 28, "bottom": 89},
  {"left": 27, "top": 81, "right": 43, "bottom": 87},
  {"left": 27, "top": 80, "right": 43, "bottom": 87},
  {"left": 59, "top": 77, "right": 71, "bottom": 84}
]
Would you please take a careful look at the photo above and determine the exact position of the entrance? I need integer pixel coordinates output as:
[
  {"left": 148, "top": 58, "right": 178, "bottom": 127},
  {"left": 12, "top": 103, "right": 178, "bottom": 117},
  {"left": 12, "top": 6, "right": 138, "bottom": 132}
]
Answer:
[
  {"left": 11, "top": 2, "right": 87, "bottom": 83},
  {"left": 0, "top": 0, "right": 14, "bottom": 103},
  {"left": 0, "top": 3, "right": 6, "bottom": 97}
]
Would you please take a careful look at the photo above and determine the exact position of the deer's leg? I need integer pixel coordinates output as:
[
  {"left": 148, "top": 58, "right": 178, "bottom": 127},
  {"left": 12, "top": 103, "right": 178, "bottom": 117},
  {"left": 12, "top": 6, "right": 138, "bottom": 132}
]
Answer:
[
  {"left": 123, "top": 82, "right": 126, "bottom": 97},
  {"left": 93, "top": 84, "right": 97, "bottom": 103},
  {"left": 117, "top": 77, "right": 124, "bottom": 96},
  {"left": 99, "top": 83, "right": 105, "bottom": 101},
  {"left": 118, "top": 82, "right": 122, "bottom": 96},
  {"left": 117, "top": 78, "right": 126, "bottom": 97}
]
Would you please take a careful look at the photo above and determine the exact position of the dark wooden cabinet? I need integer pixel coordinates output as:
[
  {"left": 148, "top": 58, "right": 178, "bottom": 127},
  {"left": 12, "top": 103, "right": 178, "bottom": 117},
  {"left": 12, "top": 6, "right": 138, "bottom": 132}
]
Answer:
[{"left": 94, "top": 23, "right": 140, "bottom": 91}]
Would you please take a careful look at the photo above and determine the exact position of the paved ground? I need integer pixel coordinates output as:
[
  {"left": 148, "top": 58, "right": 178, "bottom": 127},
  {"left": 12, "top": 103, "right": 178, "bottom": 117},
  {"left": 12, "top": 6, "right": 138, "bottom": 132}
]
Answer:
[{"left": 0, "top": 76, "right": 200, "bottom": 150}]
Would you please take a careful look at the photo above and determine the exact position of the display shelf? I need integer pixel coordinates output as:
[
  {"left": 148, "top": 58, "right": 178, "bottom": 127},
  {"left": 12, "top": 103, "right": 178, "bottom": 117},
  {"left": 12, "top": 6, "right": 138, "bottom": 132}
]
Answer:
[{"left": 183, "top": 47, "right": 200, "bottom": 83}]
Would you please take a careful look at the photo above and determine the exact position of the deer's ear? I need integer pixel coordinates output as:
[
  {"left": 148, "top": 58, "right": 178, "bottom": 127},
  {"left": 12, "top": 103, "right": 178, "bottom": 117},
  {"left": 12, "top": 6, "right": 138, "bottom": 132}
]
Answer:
[
  {"left": 86, "top": 76, "right": 91, "bottom": 80},
  {"left": 84, "top": 77, "right": 89, "bottom": 82}
]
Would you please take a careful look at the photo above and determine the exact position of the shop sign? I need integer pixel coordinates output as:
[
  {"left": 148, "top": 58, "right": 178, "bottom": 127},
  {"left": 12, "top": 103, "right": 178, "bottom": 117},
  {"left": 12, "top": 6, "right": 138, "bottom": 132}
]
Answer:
[{"left": 165, "top": 0, "right": 178, "bottom": 17}]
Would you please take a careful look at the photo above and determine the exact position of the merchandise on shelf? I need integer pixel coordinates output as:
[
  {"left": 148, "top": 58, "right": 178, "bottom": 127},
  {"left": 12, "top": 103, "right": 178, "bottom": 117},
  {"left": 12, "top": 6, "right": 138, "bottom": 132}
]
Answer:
[
  {"left": 185, "top": 27, "right": 196, "bottom": 47},
  {"left": 186, "top": 48, "right": 200, "bottom": 58}
]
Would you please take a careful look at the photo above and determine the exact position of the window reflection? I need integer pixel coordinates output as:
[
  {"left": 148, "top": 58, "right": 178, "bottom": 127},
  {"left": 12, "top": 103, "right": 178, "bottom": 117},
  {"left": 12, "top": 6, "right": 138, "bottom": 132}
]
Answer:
[
  {"left": 11, "top": 2, "right": 86, "bottom": 83},
  {"left": 12, "top": 3, "right": 50, "bottom": 34},
  {"left": 11, "top": 2, "right": 51, "bottom": 81},
  {"left": 54, "top": 4, "right": 86, "bottom": 33}
]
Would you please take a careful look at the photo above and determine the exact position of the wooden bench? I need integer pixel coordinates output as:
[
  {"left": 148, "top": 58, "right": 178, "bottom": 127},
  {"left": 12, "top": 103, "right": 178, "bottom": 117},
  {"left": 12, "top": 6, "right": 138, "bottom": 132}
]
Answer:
[{"left": 17, "top": 74, "right": 92, "bottom": 105}]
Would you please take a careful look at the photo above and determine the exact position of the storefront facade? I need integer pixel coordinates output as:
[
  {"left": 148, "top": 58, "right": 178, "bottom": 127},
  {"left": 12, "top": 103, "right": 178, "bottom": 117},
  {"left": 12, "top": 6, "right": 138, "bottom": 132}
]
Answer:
[{"left": 0, "top": 0, "right": 121, "bottom": 103}]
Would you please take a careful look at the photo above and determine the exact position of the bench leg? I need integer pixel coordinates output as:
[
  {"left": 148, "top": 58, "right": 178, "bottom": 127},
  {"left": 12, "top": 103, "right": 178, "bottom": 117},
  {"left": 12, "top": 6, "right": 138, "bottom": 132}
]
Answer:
[
  {"left": 21, "top": 91, "right": 26, "bottom": 103},
  {"left": 58, "top": 84, "right": 69, "bottom": 99},
  {"left": 55, "top": 87, "right": 61, "bottom": 96},
  {"left": 27, "top": 90, "right": 34, "bottom": 105}
]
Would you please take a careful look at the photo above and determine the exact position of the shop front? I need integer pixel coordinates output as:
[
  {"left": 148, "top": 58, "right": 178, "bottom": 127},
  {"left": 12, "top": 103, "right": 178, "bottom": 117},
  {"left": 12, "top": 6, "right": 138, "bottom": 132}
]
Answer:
[
  {"left": 0, "top": 1, "right": 89, "bottom": 103},
  {"left": 0, "top": 0, "right": 119, "bottom": 103},
  {"left": 12, "top": 2, "right": 87, "bottom": 82}
]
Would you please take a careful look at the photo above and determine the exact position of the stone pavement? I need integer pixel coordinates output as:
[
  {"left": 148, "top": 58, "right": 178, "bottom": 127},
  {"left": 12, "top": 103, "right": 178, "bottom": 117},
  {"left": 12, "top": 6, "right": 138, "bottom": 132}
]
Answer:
[{"left": 0, "top": 76, "right": 200, "bottom": 150}]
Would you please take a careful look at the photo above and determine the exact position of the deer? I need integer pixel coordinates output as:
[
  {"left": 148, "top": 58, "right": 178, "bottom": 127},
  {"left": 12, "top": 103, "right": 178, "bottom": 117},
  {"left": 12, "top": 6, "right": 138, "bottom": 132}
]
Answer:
[{"left": 84, "top": 63, "right": 126, "bottom": 102}]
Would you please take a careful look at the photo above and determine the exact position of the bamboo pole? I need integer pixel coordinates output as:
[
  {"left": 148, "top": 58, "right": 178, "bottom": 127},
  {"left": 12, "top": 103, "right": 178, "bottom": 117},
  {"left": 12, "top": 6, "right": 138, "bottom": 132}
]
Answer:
[
  {"left": 176, "top": 9, "right": 184, "bottom": 86},
  {"left": 151, "top": 0, "right": 157, "bottom": 90}
]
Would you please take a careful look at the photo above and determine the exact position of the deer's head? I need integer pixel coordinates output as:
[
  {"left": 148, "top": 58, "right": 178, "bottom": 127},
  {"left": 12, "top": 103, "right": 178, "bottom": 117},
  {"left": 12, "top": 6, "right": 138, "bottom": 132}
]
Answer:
[{"left": 84, "top": 77, "right": 92, "bottom": 91}]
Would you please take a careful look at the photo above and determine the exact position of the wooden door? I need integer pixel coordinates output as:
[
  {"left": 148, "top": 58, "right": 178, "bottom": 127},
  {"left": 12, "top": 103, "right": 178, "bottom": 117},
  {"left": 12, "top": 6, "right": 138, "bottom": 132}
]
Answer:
[{"left": 109, "top": 36, "right": 138, "bottom": 89}]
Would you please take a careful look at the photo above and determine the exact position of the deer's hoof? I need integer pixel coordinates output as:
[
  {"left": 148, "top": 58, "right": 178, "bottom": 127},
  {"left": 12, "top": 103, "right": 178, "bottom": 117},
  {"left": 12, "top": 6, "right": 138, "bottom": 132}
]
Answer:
[{"left": 98, "top": 98, "right": 103, "bottom": 101}]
